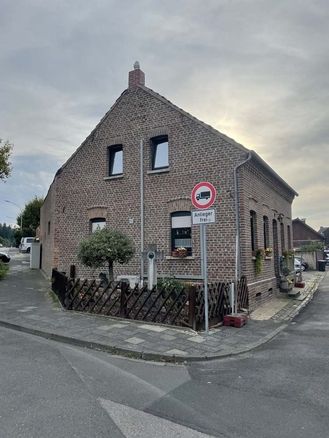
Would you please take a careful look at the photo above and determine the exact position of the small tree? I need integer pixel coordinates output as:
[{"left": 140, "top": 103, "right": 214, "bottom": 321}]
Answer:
[
  {"left": 17, "top": 196, "right": 44, "bottom": 237},
  {"left": 0, "top": 139, "right": 13, "bottom": 181},
  {"left": 77, "top": 228, "right": 135, "bottom": 282}
]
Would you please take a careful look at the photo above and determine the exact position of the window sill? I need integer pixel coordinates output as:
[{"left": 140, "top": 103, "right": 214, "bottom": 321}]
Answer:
[
  {"left": 103, "top": 174, "right": 124, "bottom": 181},
  {"left": 265, "top": 256, "right": 272, "bottom": 260},
  {"left": 165, "top": 256, "right": 195, "bottom": 260},
  {"left": 147, "top": 168, "right": 170, "bottom": 175}
]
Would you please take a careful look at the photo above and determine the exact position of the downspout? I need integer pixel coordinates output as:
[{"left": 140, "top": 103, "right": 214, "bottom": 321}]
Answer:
[
  {"left": 233, "top": 151, "right": 252, "bottom": 296},
  {"left": 140, "top": 139, "right": 144, "bottom": 286}
]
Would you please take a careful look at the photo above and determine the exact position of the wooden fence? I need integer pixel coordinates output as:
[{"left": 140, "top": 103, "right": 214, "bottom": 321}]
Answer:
[{"left": 51, "top": 269, "right": 249, "bottom": 330}]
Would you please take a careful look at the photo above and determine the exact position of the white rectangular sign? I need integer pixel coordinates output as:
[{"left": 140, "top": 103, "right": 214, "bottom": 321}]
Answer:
[{"left": 192, "top": 209, "right": 215, "bottom": 225}]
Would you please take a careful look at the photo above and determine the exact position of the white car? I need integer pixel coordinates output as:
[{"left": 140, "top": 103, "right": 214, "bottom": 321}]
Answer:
[{"left": 19, "top": 237, "right": 34, "bottom": 253}]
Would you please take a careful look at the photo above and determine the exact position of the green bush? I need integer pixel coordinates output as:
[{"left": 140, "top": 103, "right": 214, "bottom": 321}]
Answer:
[
  {"left": 78, "top": 228, "right": 135, "bottom": 282},
  {"left": 0, "top": 261, "right": 9, "bottom": 280}
]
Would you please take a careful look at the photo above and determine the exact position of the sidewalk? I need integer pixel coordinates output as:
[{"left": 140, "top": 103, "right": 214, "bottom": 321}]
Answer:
[{"left": 0, "top": 252, "right": 326, "bottom": 363}]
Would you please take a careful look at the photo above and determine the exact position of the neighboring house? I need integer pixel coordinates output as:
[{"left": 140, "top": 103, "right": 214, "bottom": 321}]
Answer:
[
  {"left": 292, "top": 218, "right": 325, "bottom": 248},
  {"left": 319, "top": 226, "right": 329, "bottom": 247},
  {"left": 40, "top": 63, "right": 297, "bottom": 310}
]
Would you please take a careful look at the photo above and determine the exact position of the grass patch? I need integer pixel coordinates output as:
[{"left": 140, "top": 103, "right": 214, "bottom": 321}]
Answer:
[{"left": 0, "top": 261, "right": 9, "bottom": 280}]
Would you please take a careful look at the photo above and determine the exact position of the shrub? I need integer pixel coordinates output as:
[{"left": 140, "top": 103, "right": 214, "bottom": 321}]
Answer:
[{"left": 0, "top": 261, "right": 9, "bottom": 280}]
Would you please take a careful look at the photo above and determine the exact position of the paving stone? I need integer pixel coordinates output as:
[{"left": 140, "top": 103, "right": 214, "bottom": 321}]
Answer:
[
  {"left": 160, "top": 334, "right": 177, "bottom": 341},
  {"left": 125, "top": 337, "right": 145, "bottom": 345},
  {"left": 187, "top": 336, "right": 206, "bottom": 344},
  {"left": 165, "top": 349, "right": 188, "bottom": 356},
  {"left": 138, "top": 324, "right": 168, "bottom": 332}
]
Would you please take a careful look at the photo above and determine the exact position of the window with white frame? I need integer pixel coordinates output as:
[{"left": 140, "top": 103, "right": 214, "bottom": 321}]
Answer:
[
  {"left": 90, "top": 218, "right": 106, "bottom": 233},
  {"left": 151, "top": 135, "right": 169, "bottom": 170},
  {"left": 171, "top": 211, "right": 192, "bottom": 255}
]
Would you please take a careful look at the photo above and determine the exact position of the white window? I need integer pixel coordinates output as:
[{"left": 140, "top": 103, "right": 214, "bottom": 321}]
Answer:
[
  {"left": 171, "top": 211, "right": 192, "bottom": 255},
  {"left": 90, "top": 218, "right": 106, "bottom": 233},
  {"left": 151, "top": 135, "right": 169, "bottom": 170}
]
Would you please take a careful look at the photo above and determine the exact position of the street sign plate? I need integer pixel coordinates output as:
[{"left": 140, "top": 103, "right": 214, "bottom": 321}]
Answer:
[
  {"left": 191, "top": 182, "right": 217, "bottom": 209},
  {"left": 192, "top": 209, "right": 215, "bottom": 225}
]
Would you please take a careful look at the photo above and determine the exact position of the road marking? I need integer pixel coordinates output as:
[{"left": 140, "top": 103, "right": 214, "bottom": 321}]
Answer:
[{"left": 99, "top": 398, "right": 215, "bottom": 437}]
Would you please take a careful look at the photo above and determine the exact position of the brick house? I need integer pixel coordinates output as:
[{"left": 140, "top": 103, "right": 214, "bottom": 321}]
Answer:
[
  {"left": 40, "top": 63, "right": 297, "bottom": 310},
  {"left": 292, "top": 218, "right": 325, "bottom": 248}
]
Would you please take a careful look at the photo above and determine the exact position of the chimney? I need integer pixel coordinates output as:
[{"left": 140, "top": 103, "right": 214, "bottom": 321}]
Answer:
[{"left": 128, "top": 61, "right": 145, "bottom": 89}]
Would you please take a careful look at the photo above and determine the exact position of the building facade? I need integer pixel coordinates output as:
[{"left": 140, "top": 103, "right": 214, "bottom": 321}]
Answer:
[{"left": 40, "top": 64, "right": 297, "bottom": 309}]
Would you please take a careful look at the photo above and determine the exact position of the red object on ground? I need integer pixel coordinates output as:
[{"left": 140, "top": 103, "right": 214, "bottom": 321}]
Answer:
[
  {"left": 223, "top": 314, "right": 248, "bottom": 328},
  {"left": 294, "top": 282, "right": 305, "bottom": 288}
]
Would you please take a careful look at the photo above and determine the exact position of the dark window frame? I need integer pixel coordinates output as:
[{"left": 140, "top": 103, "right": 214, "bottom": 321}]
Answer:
[
  {"left": 263, "top": 215, "right": 269, "bottom": 249},
  {"left": 280, "top": 222, "right": 285, "bottom": 252},
  {"left": 287, "top": 225, "right": 292, "bottom": 249},
  {"left": 250, "top": 210, "right": 257, "bottom": 252},
  {"left": 90, "top": 217, "right": 106, "bottom": 233},
  {"left": 171, "top": 211, "right": 192, "bottom": 256},
  {"left": 108, "top": 144, "right": 123, "bottom": 176},
  {"left": 150, "top": 135, "right": 169, "bottom": 170}
]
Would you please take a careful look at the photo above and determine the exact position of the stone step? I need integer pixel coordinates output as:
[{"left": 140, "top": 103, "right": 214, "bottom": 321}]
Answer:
[{"left": 288, "top": 289, "right": 301, "bottom": 298}]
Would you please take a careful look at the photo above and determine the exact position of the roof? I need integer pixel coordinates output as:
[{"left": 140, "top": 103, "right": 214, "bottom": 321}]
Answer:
[
  {"left": 141, "top": 85, "right": 298, "bottom": 197},
  {"left": 293, "top": 218, "right": 325, "bottom": 240},
  {"left": 52, "top": 78, "right": 297, "bottom": 198}
]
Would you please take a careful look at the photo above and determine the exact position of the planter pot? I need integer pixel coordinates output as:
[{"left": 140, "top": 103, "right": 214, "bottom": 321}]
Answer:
[{"left": 280, "top": 280, "right": 293, "bottom": 292}]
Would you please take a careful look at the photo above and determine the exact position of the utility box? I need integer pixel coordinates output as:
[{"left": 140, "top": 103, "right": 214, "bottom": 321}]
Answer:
[{"left": 30, "top": 242, "right": 41, "bottom": 269}]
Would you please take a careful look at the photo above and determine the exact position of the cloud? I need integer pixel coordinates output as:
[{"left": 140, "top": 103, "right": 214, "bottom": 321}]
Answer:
[{"left": 0, "top": 0, "right": 328, "bottom": 230}]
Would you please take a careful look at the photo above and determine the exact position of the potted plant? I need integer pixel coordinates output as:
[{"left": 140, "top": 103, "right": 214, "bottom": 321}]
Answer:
[
  {"left": 254, "top": 248, "right": 264, "bottom": 275},
  {"left": 265, "top": 247, "right": 273, "bottom": 257},
  {"left": 172, "top": 247, "right": 188, "bottom": 257}
]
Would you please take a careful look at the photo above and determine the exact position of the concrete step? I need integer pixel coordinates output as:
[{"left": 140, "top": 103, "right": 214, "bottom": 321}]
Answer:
[{"left": 288, "top": 289, "right": 301, "bottom": 298}]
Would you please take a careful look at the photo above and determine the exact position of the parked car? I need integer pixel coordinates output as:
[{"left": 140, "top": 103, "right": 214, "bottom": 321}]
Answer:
[
  {"left": 0, "top": 252, "right": 10, "bottom": 263},
  {"left": 294, "top": 256, "right": 309, "bottom": 271},
  {"left": 19, "top": 237, "right": 34, "bottom": 253},
  {"left": 294, "top": 258, "right": 305, "bottom": 272}
]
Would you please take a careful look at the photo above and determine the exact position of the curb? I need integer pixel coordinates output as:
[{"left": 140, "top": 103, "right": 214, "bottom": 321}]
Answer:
[
  {"left": 0, "top": 318, "right": 288, "bottom": 364},
  {"left": 1, "top": 272, "right": 324, "bottom": 364}
]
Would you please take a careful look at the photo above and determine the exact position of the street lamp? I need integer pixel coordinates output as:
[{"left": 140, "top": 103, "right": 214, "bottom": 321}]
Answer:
[{"left": 3, "top": 200, "right": 23, "bottom": 229}]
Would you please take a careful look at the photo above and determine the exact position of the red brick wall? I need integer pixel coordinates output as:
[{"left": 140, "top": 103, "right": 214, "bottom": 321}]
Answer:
[
  {"left": 239, "top": 162, "right": 294, "bottom": 308},
  {"left": 40, "top": 84, "right": 295, "bottom": 310}
]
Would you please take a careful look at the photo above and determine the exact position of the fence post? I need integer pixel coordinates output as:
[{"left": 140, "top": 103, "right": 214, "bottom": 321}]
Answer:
[
  {"left": 188, "top": 285, "right": 197, "bottom": 331},
  {"left": 120, "top": 281, "right": 129, "bottom": 318}
]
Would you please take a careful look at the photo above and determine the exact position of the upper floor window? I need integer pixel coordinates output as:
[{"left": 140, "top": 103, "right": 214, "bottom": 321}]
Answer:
[
  {"left": 151, "top": 135, "right": 169, "bottom": 170},
  {"left": 171, "top": 211, "right": 192, "bottom": 256},
  {"left": 108, "top": 145, "right": 123, "bottom": 176},
  {"left": 250, "top": 210, "right": 257, "bottom": 252},
  {"left": 90, "top": 218, "right": 106, "bottom": 233},
  {"left": 263, "top": 216, "right": 269, "bottom": 249}
]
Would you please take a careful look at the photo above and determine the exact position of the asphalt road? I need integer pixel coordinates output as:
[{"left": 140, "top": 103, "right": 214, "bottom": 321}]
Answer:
[{"left": 1, "top": 260, "right": 328, "bottom": 437}]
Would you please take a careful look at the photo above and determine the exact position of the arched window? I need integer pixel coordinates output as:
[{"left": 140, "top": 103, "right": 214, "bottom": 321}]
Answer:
[
  {"left": 250, "top": 210, "right": 257, "bottom": 252},
  {"left": 171, "top": 212, "right": 192, "bottom": 255},
  {"left": 280, "top": 222, "right": 285, "bottom": 252},
  {"left": 287, "top": 225, "right": 292, "bottom": 249},
  {"left": 263, "top": 216, "right": 269, "bottom": 249}
]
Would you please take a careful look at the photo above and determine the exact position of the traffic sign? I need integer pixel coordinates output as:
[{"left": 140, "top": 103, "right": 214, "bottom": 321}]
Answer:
[
  {"left": 191, "top": 182, "right": 216, "bottom": 209},
  {"left": 192, "top": 209, "right": 215, "bottom": 225}
]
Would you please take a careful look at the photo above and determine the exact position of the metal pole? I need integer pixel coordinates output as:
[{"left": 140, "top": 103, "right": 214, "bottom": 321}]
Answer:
[
  {"left": 202, "top": 223, "right": 209, "bottom": 333},
  {"left": 200, "top": 222, "right": 205, "bottom": 278},
  {"left": 140, "top": 139, "right": 144, "bottom": 286}
]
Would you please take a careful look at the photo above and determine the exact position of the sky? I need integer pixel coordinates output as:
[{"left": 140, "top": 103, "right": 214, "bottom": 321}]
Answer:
[{"left": 0, "top": 0, "right": 328, "bottom": 231}]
